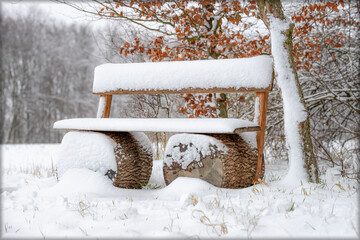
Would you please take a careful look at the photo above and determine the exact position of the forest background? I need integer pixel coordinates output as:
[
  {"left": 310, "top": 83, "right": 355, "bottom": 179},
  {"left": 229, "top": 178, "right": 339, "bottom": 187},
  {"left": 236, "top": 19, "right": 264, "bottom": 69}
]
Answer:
[{"left": 1, "top": 0, "right": 359, "bottom": 181}]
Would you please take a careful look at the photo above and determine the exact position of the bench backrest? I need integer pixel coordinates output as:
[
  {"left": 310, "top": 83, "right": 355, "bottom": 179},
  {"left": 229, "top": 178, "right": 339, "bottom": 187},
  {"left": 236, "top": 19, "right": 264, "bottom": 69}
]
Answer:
[
  {"left": 94, "top": 55, "right": 273, "bottom": 119},
  {"left": 93, "top": 55, "right": 273, "bottom": 96}
]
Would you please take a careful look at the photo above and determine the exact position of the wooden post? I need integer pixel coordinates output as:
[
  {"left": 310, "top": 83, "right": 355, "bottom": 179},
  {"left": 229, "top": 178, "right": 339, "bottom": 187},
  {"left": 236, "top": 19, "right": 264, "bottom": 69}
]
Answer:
[
  {"left": 253, "top": 91, "right": 269, "bottom": 182},
  {"left": 101, "top": 95, "right": 112, "bottom": 118}
]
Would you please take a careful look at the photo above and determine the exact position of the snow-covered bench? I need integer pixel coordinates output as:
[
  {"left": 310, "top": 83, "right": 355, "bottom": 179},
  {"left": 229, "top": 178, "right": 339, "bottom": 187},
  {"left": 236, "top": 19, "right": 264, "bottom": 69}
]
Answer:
[{"left": 54, "top": 55, "right": 273, "bottom": 188}]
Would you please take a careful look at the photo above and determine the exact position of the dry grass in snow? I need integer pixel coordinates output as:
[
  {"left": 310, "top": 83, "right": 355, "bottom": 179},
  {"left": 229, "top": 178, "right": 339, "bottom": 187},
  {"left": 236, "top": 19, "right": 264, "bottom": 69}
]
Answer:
[{"left": 1, "top": 144, "right": 358, "bottom": 238}]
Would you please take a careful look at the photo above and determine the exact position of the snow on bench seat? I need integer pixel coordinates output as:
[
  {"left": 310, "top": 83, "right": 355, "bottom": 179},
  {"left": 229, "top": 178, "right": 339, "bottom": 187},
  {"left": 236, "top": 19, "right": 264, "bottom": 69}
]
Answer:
[
  {"left": 93, "top": 55, "right": 273, "bottom": 94},
  {"left": 53, "top": 118, "right": 261, "bottom": 134}
]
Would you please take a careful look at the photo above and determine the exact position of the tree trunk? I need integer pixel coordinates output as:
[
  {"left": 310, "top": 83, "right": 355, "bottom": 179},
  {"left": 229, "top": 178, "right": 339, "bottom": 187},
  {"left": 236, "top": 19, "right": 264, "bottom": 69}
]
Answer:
[
  {"left": 203, "top": 3, "right": 228, "bottom": 118},
  {"left": 256, "top": 0, "right": 319, "bottom": 183},
  {"left": 216, "top": 93, "right": 229, "bottom": 118}
]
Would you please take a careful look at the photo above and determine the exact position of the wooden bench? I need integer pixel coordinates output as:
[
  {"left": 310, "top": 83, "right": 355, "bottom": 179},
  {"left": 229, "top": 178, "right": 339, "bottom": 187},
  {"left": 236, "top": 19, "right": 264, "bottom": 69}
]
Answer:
[{"left": 54, "top": 55, "right": 273, "bottom": 188}]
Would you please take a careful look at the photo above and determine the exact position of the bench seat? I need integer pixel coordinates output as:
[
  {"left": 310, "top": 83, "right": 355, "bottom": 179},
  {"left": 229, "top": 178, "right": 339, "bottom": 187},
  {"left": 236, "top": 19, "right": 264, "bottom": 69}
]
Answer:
[{"left": 54, "top": 118, "right": 260, "bottom": 134}]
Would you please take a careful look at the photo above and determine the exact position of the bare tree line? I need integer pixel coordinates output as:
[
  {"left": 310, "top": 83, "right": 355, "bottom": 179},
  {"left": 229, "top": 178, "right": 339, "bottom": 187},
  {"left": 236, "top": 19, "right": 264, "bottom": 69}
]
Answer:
[{"left": 1, "top": 7, "right": 99, "bottom": 143}]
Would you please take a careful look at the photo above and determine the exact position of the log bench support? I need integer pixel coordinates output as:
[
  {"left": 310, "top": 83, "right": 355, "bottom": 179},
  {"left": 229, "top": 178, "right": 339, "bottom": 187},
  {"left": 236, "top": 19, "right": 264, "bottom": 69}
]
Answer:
[{"left": 95, "top": 90, "right": 270, "bottom": 186}]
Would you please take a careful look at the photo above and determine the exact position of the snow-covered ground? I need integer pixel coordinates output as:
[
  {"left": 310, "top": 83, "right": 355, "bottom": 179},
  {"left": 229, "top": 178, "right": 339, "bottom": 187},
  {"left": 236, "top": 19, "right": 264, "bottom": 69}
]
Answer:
[{"left": 1, "top": 144, "right": 358, "bottom": 238}]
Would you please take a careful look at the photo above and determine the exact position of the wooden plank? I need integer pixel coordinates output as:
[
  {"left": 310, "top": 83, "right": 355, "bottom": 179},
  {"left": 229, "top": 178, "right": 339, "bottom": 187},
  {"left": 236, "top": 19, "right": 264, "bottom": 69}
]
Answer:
[
  {"left": 253, "top": 91, "right": 269, "bottom": 182},
  {"left": 233, "top": 126, "right": 261, "bottom": 133},
  {"left": 93, "top": 86, "right": 272, "bottom": 95},
  {"left": 101, "top": 95, "right": 112, "bottom": 118}
]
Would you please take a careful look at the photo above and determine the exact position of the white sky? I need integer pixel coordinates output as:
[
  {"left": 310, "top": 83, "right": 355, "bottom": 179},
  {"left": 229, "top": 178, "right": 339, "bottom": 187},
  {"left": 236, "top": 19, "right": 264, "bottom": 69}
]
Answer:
[
  {"left": 2, "top": 0, "right": 106, "bottom": 27},
  {"left": 2, "top": 1, "right": 270, "bottom": 32}
]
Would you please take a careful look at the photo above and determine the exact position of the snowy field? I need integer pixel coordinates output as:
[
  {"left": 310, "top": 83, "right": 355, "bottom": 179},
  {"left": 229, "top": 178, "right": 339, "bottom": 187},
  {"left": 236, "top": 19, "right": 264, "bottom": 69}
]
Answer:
[{"left": 1, "top": 144, "right": 358, "bottom": 239}]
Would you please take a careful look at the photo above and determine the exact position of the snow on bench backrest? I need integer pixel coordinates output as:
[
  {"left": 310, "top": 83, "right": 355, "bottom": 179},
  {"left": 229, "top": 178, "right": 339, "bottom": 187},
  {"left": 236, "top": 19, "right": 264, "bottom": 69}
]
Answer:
[{"left": 93, "top": 55, "right": 273, "bottom": 95}]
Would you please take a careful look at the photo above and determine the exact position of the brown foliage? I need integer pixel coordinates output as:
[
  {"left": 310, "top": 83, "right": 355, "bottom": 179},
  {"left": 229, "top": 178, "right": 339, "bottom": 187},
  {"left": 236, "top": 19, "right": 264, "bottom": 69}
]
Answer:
[
  {"left": 94, "top": 0, "right": 270, "bottom": 118},
  {"left": 94, "top": 0, "right": 353, "bottom": 119},
  {"left": 291, "top": 1, "right": 351, "bottom": 73}
]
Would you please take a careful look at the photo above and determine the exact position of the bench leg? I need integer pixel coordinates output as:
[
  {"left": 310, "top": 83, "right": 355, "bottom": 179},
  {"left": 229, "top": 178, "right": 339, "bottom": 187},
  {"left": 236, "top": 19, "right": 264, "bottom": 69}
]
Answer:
[
  {"left": 254, "top": 92, "right": 269, "bottom": 183},
  {"left": 97, "top": 95, "right": 112, "bottom": 118}
]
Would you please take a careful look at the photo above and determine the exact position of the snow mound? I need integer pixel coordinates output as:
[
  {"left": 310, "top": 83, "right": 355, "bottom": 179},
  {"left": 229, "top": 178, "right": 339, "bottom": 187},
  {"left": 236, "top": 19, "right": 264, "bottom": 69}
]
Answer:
[
  {"left": 2, "top": 145, "right": 358, "bottom": 239},
  {"left": 238, "top": 132, "right": 257, "bottom": 148},
  {"left": 131, "top": 132, "right": 152, "bottom": 153},
  {"left": 147, "top": 230, "right": 189, "bottom": 238},
  {"left": 164, "top": 134, "right": 228, "bottom": 169},
  {"left": 49, "top": 168, "right": 115, "bottom": 195},
  {"left": 56, "top": 131, "right": 117, "bottom": 179},
  {"left": 93, "top": 55, "right": 273, "bottom": 93},
  {"left": 158, "top": 177, "right": 216, "bottom": 200}
]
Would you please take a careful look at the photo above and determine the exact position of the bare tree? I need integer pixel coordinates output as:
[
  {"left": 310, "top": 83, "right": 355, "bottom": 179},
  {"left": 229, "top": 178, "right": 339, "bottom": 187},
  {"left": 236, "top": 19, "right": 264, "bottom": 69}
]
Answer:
[{"left": 1, "top": 7, "right": 99, "bottom": 143}]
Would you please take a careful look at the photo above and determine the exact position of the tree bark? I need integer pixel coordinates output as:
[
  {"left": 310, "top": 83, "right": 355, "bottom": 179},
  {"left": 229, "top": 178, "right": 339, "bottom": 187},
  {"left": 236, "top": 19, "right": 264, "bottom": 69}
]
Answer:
[
  {"left": 216, "top": 93, "right": 229, "bottom": 118},
  {"left": 203, "top": 4, "right": 228, "bottom": 118},
  {"left": 256, "top": 0, "right": 319, "bottom": 183}
]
